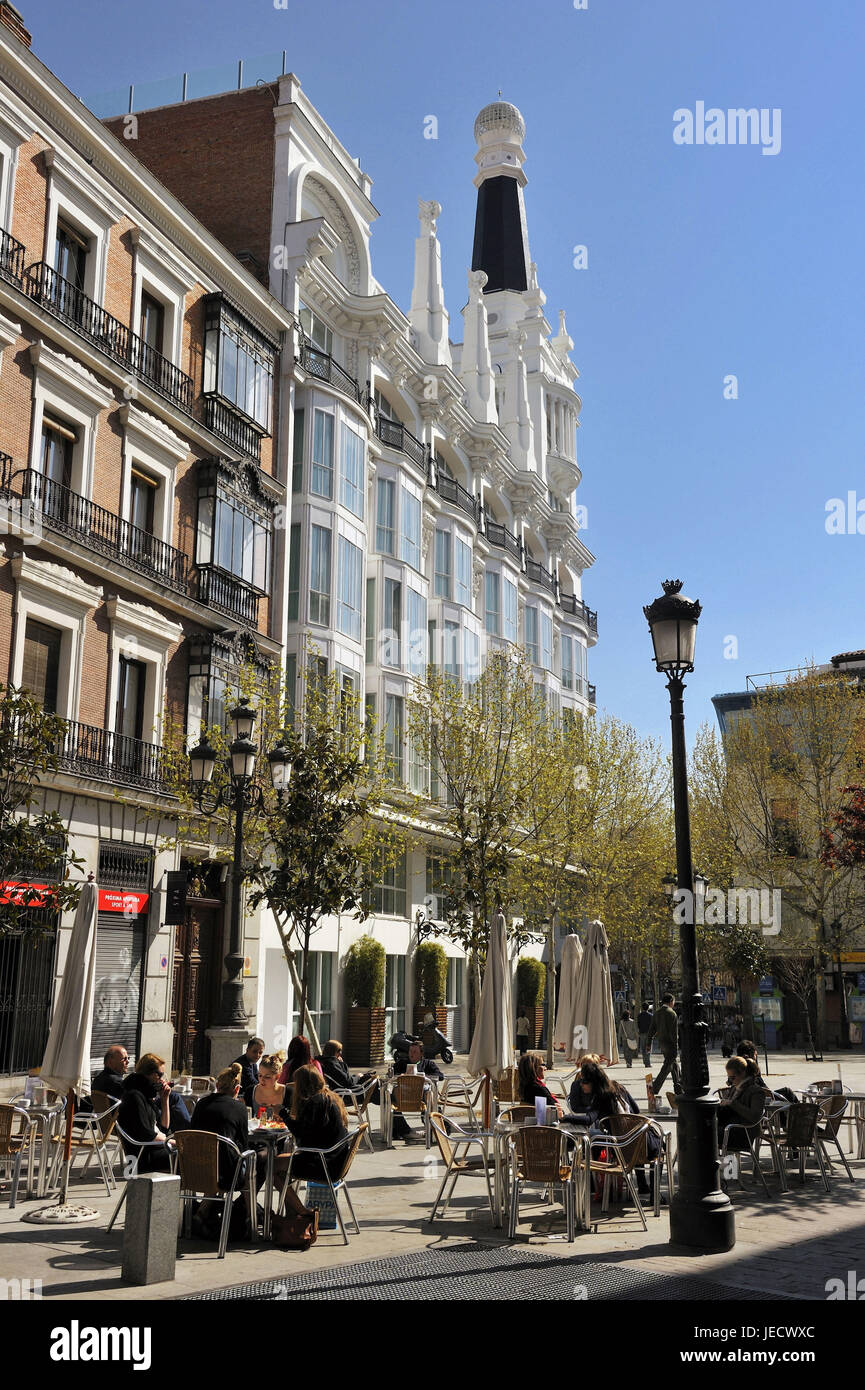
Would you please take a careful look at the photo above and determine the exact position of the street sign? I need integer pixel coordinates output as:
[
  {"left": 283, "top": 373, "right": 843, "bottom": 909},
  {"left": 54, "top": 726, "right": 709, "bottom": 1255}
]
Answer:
[
  {"left": 712, "top": 986, "right": 727, "bottom": 1003},
  {"left": 614, "top": 990, "right": 625, "bottom": 1002}
]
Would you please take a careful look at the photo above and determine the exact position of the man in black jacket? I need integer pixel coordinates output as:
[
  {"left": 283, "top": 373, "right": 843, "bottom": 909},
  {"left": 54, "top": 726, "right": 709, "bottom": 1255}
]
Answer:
[
  {"left": 649, "top": 995, "right": 682, "bottom": 1096},
  {"left": 636, "top": 1005, "right": 653, "bottom": 1069},
  {"left": 91, "top": 1044, "right": 129, "bottom": 1101},
  {"left": 233, "top": 1037, "right": 265, "bottom": 1106},
  {"left": 319, "top": 1039, "right": 378, "bottom": 1101}
]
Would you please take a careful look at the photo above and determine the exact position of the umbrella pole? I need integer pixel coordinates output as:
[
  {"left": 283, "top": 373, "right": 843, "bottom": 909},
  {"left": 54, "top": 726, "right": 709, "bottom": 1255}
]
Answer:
[
  {"left": 60, "top": 1087, "right": 75, "bottom": 1207},
  {"left": 483, "top": 1069, "right": 491, "bottom": 1130}
]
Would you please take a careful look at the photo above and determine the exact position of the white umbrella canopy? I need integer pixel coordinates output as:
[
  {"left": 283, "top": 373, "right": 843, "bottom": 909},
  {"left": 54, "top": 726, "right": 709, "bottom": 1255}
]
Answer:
[
  {"left": 467, "top": 910, "right": 514, "bottom": 1080},
  {"left": 571, "top": 918, "right": 619, "bottom": 1065},
  {"left": 40, "top": 879, "right": 98, "bottom": 1097},
  {"left": 554, "top": 931, "right": 584, "bottom": 1056}
]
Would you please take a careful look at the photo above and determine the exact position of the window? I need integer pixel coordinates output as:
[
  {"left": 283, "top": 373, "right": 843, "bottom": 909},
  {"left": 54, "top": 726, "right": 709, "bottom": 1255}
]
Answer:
[
  {"left": 525, "top": 606, "right": 539, "bottom": 665},
  {"left": 366, "top": 853, "right": 407, "bottom": 916},
  {"left": 365, "top": 577, "right": 376, "bottom": 664},
  {"left": 485, "top": 571, "right": 500, "bottom": 636},
  {"left": 291, "top": 949, "right": 334, "bottom": 1039},
  {"left": 285, "top": 652, "right": 297, "bottom": 727},
  {"left": 309, "top": 525, "right": 331, "bottom": 625},
  {"left": 577, "top": 641, "right": 588, "bottom": 694},
  {"left": 336, "top": 535, "right": 363, "bottom": 641},
  {"left": 364, "top": 693, "right": 376, "bottom": 768},
  {"left": 139, "top": 292, "right": 165, "bottom": 355},
  {"left": 374, "top": 388, "right": 397, "bottom": 422},
  {"left": 115, "top": 655, "right": 146, "bottom": 743},
  {"left": 541, "top": 611, "right": 553, "bottom": 672},
  {"left": 129, "top": 469, "right": 157, "bottom": 537},
  {"left": 426, "top": 855, "right": 455, "bottom": 921},
  {"left": 400, "top": 487, "right": 421, "bottom": 570},
  {"left": 442, "top": 620, "right": 459, "bottom": 679},
  {"left": 503, "top": 577, "right": 518, "bottom": 643},
  {"left": 21, "top": 620, "right": 62, "bottom": 714},
  {"left": 434, "top": 530, "right": 451, "bottom": 598},
  {"left": 203, "top": 295, "right": 275, "bottom": 432},
  {"left": 446, "top": 956, "right": 464, "bottom": 1009},
  {"left": 384, "top": 694, "right": 403, "bottom": 782},
  {"left": 771, "top": 799, "right": 800, "bottom": 856},
  {"left": 561, "top": 634, "right": 573, "bottom": 691},
  {"left": 385, "top": 954, "right": 406, "bottom": 1034},
  {"left": 409, "top": 722, "right": 428, "bottom": 794},
  {"left": 406, "top": 589, "right": 427, "bottom": 678},
  {"left": 287, "top": 523, "right": 301, "bottom": 621},
  {"left": 197, "top": 490, "right": 270, "bottom": 591},
  {"left": 311, "top": 410, "right": 334, "bottom": 499},
  {"left": 54, "top": 220, "right": 87, "bottom": 290},
  {"left": 455, "top": 538, "right": 472, "bottom": 608},
  {"left": 338, "top": 669, "right": 358, "bottom": 742},
  {"left": 383, "top": 579, "right": 401, "bottom": 668},
  {"left": 299, "top": 303, "right": 333, "bottom": 355},
  {"left": 376, "top": 478, "right": 395, "bottom": 554},
  {"left": 340, "top": 424, "right": 364, "bottom": 519},
  {"left": 292, "top": 408, "right": 304, "bottom": 493},
  {"left": 464, "top": 628, "right": 480, "bottom": 685}
]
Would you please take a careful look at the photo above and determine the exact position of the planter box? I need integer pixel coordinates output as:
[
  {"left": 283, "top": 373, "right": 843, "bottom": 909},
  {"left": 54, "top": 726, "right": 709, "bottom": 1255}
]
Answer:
[
  {"left": 413, "top": 1005, "right": 449, "bottom": 1038},
  {"left": 345, "top": 1006, "right": 386, "bottom": 1067}
]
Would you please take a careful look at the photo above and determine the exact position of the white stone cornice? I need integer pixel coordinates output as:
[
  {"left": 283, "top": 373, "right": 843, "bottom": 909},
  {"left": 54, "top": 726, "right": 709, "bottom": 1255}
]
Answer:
[
  {"left": 0, "top": 307, "right": 21, "bottom": 353},
  {"left": 106, "top": 595, "right": 183, "bottom": 648},
  {"left": 28, "top": 340, "right": 115, "bottom": 410},
  {"left": 118, "top": 401, "right": 189, "bottom": 464},
  {"left": 12, "top": 554, "right": 103, "bottom": 611}
]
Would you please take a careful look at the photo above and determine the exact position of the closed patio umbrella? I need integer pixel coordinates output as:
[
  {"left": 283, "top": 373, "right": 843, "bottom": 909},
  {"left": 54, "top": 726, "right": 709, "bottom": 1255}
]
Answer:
[
  {"left": 467, "top": 910, "right": 513, "bottom": 1126},
  {"left": 571, "top": 918, "right": 619, "bottom": 1066},
  {"left": 553, "top": 931, "right": 583, "bottom": 1057},
  {"left": 25, "top": 878, "right": 100, "bottom": 1223}
]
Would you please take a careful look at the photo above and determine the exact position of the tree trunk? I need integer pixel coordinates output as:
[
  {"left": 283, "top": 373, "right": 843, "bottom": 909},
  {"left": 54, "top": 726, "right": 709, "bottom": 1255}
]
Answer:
[
  {"left": 546, "top": 910, "right": 557, "bottom": 1068},
  {"left": 299, "top": 914, "right": 312, "bottom": 1041},
  {"left": 275, "top": 911, "right": 322, "bottom": 1055},
  {"left": 815, "top": 933, "right": 827, "bottom": 1052}
]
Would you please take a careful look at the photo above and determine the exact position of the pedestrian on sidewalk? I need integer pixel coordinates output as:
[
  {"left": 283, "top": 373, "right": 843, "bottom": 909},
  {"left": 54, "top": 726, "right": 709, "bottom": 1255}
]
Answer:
[
  {"left": 618, "top": 1010, "right": 639, "bottom": 1067},
  {"left": 637, "top": 1003, "right": 653, "bottom": 1068},
  {"left": 516, "top": 1007, "right": 531, "bottom": 1055},
  {"left": 649, "top": 994, "right": 682, "bottom": 1096}
]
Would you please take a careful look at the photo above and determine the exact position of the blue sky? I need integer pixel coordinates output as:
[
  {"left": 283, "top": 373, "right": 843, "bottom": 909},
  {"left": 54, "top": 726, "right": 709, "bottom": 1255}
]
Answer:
[{"left": 27, "top": 0, "right": 865, "bottom": 748}]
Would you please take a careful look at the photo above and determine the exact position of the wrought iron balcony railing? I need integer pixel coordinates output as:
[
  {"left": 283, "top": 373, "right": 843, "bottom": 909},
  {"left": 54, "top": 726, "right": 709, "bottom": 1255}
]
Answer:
[
  {"left": 484, "top": 515, "right": 522, "bottom": 561},
  {"left": 197, "top": 565, "right": 261, "bottom": 626},
  {"left": 525, "top": 556, "right": 556, "bottom": 593},
  {"left": 9, "top": 716, "right": 169, "bottom": 794},
  {"left": 25, "top": 262, "right": 194, "bottom": 410},
  {"left": 4, "top": 469, "right": 194, "bottom": 593},
  {"left": 375, "top": 416, "right": 427, "bottom": 470},
  {"left": 559, "top": 591, "right": 598, "bottom": 633},
  {"left": 300, "top": 342, "right": 361, "bottom": 403},
  {"left": 0, "top": 227, "right": 25, "bottom": 286},
  {"left": 202, "top": 396, "right": 263, "bottom": 462},
  {"left": 434, "top": 467, "right": 479, "bottom": 522}
]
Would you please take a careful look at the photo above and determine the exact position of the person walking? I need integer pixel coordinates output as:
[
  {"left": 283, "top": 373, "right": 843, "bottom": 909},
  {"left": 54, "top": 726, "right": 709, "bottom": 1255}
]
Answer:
[
  {"left": 636, "top": 1003, "right": 653, "bottom": 1068},
  {"left": 649, "top": 994, "right": 682, "bottom": 1096},
  {"left": 617, "top": 1010, "right": 639, "bottom": 1068},
  {"left": 515, "top": 1006, "right": 531, "bottom": 1056}
]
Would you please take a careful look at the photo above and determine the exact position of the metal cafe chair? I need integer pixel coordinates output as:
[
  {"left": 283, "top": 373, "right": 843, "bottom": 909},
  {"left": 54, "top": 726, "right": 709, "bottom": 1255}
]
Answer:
[
  {"left": 427, "top": 1112, "right": 496, "bottom": 1223},
  {"left": 174, "top": 1130, "right": 257, "bottom": 1259},
  {"left": 507, "top": 1124, "right": 582, "bottom": 1242},
  {"left": 816, "top": 1095, "right": 856, "bottom": 1183},
  {"left": 0, "top": 1104, "right": 37, "bottom": 1208},
  {"left": 773, "top": 1103, "right": 831, "bottom": 1193},
  {"left": 277, "top": 1125, "right": 368, "bottom": 1245},
  {"left": 106, "top": 1123, "right": 177, "bottom": 1230}
]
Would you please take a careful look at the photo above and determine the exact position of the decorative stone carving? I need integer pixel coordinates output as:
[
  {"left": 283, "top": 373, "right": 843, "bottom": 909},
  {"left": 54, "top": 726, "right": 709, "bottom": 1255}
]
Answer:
[
  {"left": 418, "top": 199, "right": 441, "bottom": 235},
  {"left": 304, "top": 175, "right": 362, "bottom": 292}
]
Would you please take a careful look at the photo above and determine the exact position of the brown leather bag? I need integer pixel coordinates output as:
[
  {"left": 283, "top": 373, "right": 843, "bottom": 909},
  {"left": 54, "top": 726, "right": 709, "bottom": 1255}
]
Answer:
[{"left": 271, "top": 1205, "right": 319, "bottom": 1250}]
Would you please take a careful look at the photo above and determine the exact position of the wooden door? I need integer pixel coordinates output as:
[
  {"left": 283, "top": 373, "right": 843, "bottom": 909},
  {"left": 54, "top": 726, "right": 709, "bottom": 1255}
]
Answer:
[{"left": 170, "top": 905, "right": 217, "bottom": 1074}]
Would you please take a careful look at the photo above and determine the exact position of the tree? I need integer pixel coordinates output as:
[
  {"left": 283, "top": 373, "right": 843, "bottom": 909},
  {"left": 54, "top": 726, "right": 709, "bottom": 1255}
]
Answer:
[{"left": 0, "top": 683, "right": 82, "bottom": 931}]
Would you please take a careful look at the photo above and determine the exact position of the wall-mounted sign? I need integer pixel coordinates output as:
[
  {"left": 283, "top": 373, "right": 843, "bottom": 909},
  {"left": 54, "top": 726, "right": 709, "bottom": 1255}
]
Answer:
[
  {"left": 243, "top": 956, "right": 252, "bottom": 977},
  {"left": 98, "top": 889, "right": 150, "bottom": 915},
  {"left": 158, "top": 953, "right": 169, "bottom": 975},
  {"left": 163, "top": 871, "right": 187, "bottom": 926},
  {"left": 0, "top": 882, "right": 50, "bottom": 906}
]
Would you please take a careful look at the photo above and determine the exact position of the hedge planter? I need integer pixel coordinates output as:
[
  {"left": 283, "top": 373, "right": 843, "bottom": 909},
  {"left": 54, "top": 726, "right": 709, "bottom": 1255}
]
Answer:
[{"left": 346, "top": 1006, "right": 386, "bottom": 1067}]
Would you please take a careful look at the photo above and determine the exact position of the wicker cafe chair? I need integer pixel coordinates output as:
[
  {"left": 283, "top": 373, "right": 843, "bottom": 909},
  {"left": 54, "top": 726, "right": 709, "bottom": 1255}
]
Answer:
[
  {"left": 106, "top": 1122, "right": 178, "bottom": 1231},
  {"left": 773, "top": 1103, "right": 831, "bottom": 1193},
  {"left": 187, "top": 1076, "right": 216, "bottom": 1097},
  {"left": 47, "top": 1094, "right": 121, "bottom": 1197},
  {"left": 585, "top": 1117, "right": 659, "bottom": 1233},
  {"left": 494, "top": 1066, "right": 521, "bottom": 1106},
  {"left": 387, "top": 1074, "right": 432, "bottom": 1147},
  {"left": 507, "top": 1124, "right": 579, "bottom": 1242},
  {"left": 545, "top": 1068, "right": 579, "bottom": 1102},
  {"left": 438, "top": 1076, "right": 485, "bottom": 1131},
  {"left": 174, "top": 1130, "right": 257, "bottom": 1259},
  {"left": 427, "top": 1112, "right": 496, "bottom": 1222},
  {"left": 0, "top": 1105, "right": 36, "bottom": 1208},
  {"left": 816, "top": 1095, "right": 856, "bottom": 1182},
  {"left": 603, "top": 1113, "right": 673, "bottom": 1217},
  {"left": 279, "top": 1124, "right": 368, "bottom": 1245}
]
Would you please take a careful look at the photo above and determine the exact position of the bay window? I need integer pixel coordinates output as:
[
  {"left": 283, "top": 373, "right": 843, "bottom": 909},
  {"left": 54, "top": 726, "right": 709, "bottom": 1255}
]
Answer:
[
  {"left": 376, "top": 477, "right": 395, "bottom": 554},
  {"left": 309, "top": 524, "right": 331, "bottom": 625},
  {"left": 455, "top": 537, "right": 472, "bottom": 608},
  {"left": 434, "top": 530, "right": 451, "bottom": 598},
  {"left": 406, "top": 588, "right": 427, "bottom": 678},
  {"left": 503, "top": 576, "right": 518, "bottom": 643},
  {"left": 541, "top": 611, "right": 553, "bottom": 671},
  {"left": 383, "top": 578, "right": 401, "bottom": 668},
  {"left": 400, "top": 486, "right": 421, "bottom": 570},
  {"left": 196, "top": 460, "right": 272, "bottom": 592},
  {"left": 336, "top": 535, "right": 363, "bottom": 641},
  {"left": 525, "top": 605, "right": 539, "bottom": 665},
  {"left": 203, "top": 294, "right": 275, "bottom": 433},
  {"left": 311, "top": 409, "right": 334, "bottom": 499},
  {"left": 340, "top": 424, "right": 364, "bottom": 519},
  {"left": 484, "top": 571, "right": 500, "bottom": 636}
]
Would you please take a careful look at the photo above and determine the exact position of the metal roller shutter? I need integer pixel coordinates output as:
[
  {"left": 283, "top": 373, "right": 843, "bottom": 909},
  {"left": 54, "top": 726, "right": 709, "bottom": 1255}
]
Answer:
[{"left": 90, "top": 911, "right": 146, "bottom": 1070}]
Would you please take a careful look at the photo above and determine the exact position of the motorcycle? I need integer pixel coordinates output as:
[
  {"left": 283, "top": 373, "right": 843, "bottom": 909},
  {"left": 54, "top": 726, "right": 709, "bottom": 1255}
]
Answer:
[{"left": 388, "top": 1023, "right": 454, "bottom": 1067}]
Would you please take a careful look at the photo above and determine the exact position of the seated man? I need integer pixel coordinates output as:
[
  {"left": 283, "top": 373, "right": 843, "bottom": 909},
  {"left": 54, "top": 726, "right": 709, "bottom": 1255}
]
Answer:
[
  {"left": 318, "top": 1039, "right": 378, "bottom": 1103},
  {"left": 390, "top": 1041, "right": 442, "bottom": 1141},
  {"left": 233, "top": 1037, "right": 265, "bottom": 1107},
  {"left": 92, "top": 1044, "right": 129, "bottom": 1101}
]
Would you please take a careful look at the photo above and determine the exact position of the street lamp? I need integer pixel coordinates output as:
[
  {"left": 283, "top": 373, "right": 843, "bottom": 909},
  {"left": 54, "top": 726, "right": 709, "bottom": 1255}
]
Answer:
[
  {"left": 188, "top": 698, "right": 293, "bottom": 1026},
  {"left": 644, "top": 579, "right": 735, "bottom": 1251}
]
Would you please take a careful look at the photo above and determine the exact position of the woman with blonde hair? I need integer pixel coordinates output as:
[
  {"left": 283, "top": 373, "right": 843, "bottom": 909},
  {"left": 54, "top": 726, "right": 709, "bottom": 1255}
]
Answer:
[
  {"left": 285, "top": 1064, "right": 349, "bottom": 1178},
  {"left": 250, "top": 1053, "right": 289, "bottom": 1118}
]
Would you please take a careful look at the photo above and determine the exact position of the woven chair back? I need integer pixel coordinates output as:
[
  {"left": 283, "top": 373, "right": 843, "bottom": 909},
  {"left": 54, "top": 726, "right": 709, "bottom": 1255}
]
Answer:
[
  {"left": 90, "top": 1091, "right": 119, "bottom": 1141},
  {"left": 330, "top": 1124, "right": 367, "bottom": 1183},
  {"left": 0, "top": 1105, "right": 25, "bottom": 1156},
  {"left": 175, "top": 1130, "right": 221, "bottom": 1196},
  {"left": 189, "top": 1076, "right": 216, "bottom": 1095},
  {"left": 516, "top": 1125, "right": 567, "bottom": 1182},
  {"left": 818, "top": 1095, "right": 847, "bottom": 1136},
  {"left": 785, "top": 1103, "right": 820, "bottom": 1149},
  {"left": 393, "top": 1075, "right": 426, "bottom": 1113},
  {"left": 502, "top": 1105, "right": 535, "bottom": 1124},
  {"left": 605, "top": 1113, "right": 649, "bottom": 1169},
  {"left": 496, "top": 1067, "right": 520, "bottom": 1103}
]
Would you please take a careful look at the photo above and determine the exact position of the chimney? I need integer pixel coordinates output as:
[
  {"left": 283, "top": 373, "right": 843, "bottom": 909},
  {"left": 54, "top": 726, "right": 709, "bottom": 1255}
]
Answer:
[{"left": 0, "top": 3, "right": 32, "bottom": 47}]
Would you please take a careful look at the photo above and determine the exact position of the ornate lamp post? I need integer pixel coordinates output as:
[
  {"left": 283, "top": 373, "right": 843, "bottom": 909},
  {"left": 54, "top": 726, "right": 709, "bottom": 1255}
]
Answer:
[
  {"left": 188, "top": 699, "right": 292, "bottom": 1025},
  {"left": 644, "top": 580, "right": 735, "bottom": 1251}
]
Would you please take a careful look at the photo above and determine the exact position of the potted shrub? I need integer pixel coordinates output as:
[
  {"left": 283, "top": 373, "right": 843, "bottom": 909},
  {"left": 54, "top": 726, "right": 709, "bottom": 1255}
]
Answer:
[
  {"left": 516, "top": 957, "right": 546, "bottom": 1049},
  {"left": 343, "top": 936, "right": 386, "bottom": 1066},
  {"left": 413, "top": 941, "right": 449, "bottom": 1038}
]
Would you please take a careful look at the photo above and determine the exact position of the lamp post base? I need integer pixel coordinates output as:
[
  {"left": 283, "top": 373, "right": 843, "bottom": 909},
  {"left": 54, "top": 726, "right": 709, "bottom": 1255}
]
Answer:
[
  {"left": 669, "top": 1095, "right": 736, "bottom": 1252},
  {"left": 216, "top": 951, "right": 248, "bottom": 1027}
]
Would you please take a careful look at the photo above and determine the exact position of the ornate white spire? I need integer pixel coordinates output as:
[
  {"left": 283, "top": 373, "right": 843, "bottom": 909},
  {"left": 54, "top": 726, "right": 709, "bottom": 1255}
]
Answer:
[
  {"left": 501, "top": 325, "right": 535, "bottom": 470},
  {"left": 460, "top": 268, "right": 496, "bottom": 424},
  {"left": 409, "top": 198, "right": 451, "bottom": 368}
]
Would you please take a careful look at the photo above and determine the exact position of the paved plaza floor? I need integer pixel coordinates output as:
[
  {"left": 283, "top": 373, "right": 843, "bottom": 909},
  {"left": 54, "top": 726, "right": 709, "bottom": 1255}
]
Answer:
[{"left": 2, "top": 1050, "right": 864, "bottom": 1304}]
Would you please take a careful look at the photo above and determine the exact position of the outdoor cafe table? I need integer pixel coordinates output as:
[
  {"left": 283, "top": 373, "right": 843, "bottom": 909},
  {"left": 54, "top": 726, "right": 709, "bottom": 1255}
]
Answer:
[
  {"left": 21, "top": 1097, "right": 66, "bottom": 1197},
  {"left": 247, "top": 1122, "right": 292, "bottom": 1240},
  {"left": 490, "top": 1117, "right": 590, "bottom": 1230}
]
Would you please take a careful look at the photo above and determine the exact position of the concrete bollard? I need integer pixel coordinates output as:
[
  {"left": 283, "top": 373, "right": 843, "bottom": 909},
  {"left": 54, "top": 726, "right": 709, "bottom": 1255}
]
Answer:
[{"left": 121, "top": 1173, "right": 181, "bottom": 1286}]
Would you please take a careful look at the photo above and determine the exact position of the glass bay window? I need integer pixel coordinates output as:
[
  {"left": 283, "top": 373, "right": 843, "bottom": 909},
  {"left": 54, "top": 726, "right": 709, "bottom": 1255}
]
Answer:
[{"left": 203, "top": 295, "right": 275, "bottom": 433}]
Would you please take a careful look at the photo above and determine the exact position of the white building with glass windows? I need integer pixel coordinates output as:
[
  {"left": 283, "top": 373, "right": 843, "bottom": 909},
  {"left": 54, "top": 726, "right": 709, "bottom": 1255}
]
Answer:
[{"left": 260, "top": 92, "right": 596, "bottom": 1053}]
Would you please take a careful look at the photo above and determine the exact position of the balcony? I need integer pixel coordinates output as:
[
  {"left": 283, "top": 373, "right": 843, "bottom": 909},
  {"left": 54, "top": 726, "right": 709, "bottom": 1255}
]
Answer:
[
  {"left": 0, "top": 451, "right": 11, "bottom": 489},
  {"left": 484, "top": 514, "right": 522, "bottom": 561},
  {"left": 197, "top": 565, "right": 261, "bottom": 625},
  {"left": 24, "top": 262, "right": 194, "bottom": 411},
  {"left": 203, "top": 397, "right": 262, "bottom": 463},
  {"left": 588, "top": 683, "right": 597, "bottom": 706},
  {"left": 559, "top": 590, "right": 598, "bottom": 634},
  {"left": 525, "top": 556, "right": 556, "bottom": 594},
  {"left": 375, "top": 416, "right": 427, "bottom": 471},
  {"left": 433, "top": 463, "right": 479, "bottom": 522},
  {"left": 12, "top": 717, "right": 169, "bottom": 795},
  {"left": 299, "top": 341, "right": 361, "bottom": 403},
  {"left": 0, "top": 228, "right": 25, "bottom": 286},
  {"left": 2, "top": 469, "right": 194, "bottom": 594}
]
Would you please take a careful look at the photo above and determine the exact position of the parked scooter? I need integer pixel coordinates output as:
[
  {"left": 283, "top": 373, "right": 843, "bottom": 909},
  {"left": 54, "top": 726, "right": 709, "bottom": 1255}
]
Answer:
[{"left": 388, "top": 1022, "right": 454, "bottom": 1067}]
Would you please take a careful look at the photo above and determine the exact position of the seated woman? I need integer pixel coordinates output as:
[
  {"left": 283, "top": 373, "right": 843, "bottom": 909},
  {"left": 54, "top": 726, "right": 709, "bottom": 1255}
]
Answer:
[
  {"left": 278, "top": 1036, "right": 324, "bottom": 1087},
  {"left": 250, "top": 1054, "right": 290, "bottom": 1120},
  {"left": 736, "top": 1041, "right": 797, "bottom": 1107},
  {"left": 281, "top": 1064, "right": 349, "bottom": 1181},
  {"left": 517, "top": 1053, "right": 563, "bottom": 1117},
  {"left": 717, "top": 1056, "right": 770, "bottom": 1149},
  {"left": 568, "top": 1059, "right": 639, "bottom": 1123},
  {"left": 191, "top": 1063, "right": 266, "bottom": 1193},
  {"left": 117, "top": 1053, "right": 174, "bottom": 1172}
]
